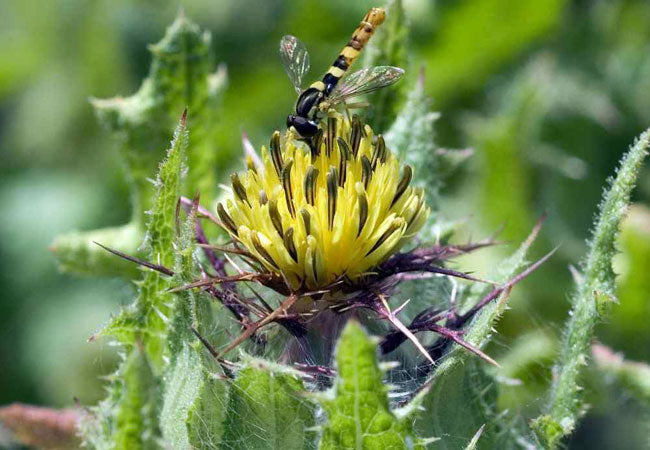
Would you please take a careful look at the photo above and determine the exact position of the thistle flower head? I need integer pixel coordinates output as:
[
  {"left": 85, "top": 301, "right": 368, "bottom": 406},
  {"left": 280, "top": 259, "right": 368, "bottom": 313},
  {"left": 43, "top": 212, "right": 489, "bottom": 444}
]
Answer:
[{"left": 218, "top": 112, "right": 430, "bottom": 292}]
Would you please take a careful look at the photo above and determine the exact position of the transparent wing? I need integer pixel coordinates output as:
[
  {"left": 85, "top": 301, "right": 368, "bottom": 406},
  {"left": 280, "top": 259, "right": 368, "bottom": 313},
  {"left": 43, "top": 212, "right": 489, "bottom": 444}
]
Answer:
[
  {"left": 327, "top": 66, "right": 405, "bottom": 105},
  {"left": 279, "top": 35, "right": 310, "bottom": 94}
]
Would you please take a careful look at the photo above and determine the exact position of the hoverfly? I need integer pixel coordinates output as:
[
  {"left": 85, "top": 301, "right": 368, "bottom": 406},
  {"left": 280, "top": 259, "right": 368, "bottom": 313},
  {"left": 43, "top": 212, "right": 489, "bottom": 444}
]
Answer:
[{"left": 281, "top": 7, "right": 404, "bottom": 139}]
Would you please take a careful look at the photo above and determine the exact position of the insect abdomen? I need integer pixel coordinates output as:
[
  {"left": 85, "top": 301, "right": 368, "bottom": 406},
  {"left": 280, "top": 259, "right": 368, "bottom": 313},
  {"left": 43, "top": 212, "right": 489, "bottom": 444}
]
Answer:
[{"left": 315, "top": 7, "right": 386, "bottom": 95}]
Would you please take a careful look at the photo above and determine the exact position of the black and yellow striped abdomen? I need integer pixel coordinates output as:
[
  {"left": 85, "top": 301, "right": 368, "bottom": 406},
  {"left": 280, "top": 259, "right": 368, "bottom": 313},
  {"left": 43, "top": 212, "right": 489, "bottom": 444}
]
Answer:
[
  {"left": 312, "top": 7, "right": 386, "bottom": 95},
  {"left": 289, "top": 7, "right": 386, "bottom": 138}
]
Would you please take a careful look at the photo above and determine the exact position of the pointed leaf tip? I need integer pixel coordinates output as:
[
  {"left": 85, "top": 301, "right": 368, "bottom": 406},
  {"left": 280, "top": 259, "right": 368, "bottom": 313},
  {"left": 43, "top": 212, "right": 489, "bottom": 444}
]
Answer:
[{"left": 319, "top": 320, "right": 424, "bottom": 449}]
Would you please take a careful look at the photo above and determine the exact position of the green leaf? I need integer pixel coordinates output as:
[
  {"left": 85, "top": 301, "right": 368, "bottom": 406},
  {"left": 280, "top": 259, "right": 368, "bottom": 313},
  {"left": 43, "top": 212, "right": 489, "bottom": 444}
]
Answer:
[
  {"left": 319, "top": 321, "right": 423, "bottom": 450},
  {"left": 160, "top": 196, "right": 228, "bottom": 450},
  {"left": 411, "top": 222, "right": 544, "bottom": 448},
  {"left": 591, "top": 344, "right": 650, "bottom": 404},
  {"left": 363, "top": 0, "right": 409, "bottom": 131},
  {"left": 385, "top": 73, "right": 441, "bottom": 209},
  {"left": 591, "top": 344, "right": 650, "bottom": 449},
  {"left": 93, "top": 12, "right": 225, "bottom": 219},
  {"left": 187, "top": 373, "right": 229, "bottom": 450},
  {"left": 81, "top": 116, "right": 191, "bottom": 449},
  {"left": 161, "top": 345, "right": 203, "bottom": 449},
  {"left": 101, "top": 114, "right": 188, "bottom": 369},
  {"left": 608, "top": 205, "right": 650, "bottom": 355},
  {"left": 219, "top": 359, "right": 315, "bottom": 450},
  {"left": 533, "top": 129, "right": 650, "bottom": 448},
  {"left": 161, "top": 345, "right": 227, "bottom": 450},
  {"left": 51, "top": 12, "right": 226, "bottom": 278},
  {"left": 496, "top": 330, "right": 557, "bottom": 411},
  {"left": 50, "top": 222, "right": 142, "bottom": 278},
  {"left": 113, "top": 347, "right": 162, "bottom": 450}
]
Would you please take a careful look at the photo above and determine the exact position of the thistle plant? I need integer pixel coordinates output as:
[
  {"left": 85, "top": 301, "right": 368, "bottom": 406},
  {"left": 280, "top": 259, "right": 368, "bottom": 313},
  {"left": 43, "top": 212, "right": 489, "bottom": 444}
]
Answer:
[{"left": 3, "top": 4, "right": 650, "bottom": 450}]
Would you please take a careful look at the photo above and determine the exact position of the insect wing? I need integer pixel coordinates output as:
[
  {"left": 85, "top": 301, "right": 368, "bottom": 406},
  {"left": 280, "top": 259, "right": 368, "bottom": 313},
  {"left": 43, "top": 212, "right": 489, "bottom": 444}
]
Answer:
[
  {"left": 279, "top": 35, "right": 310, "bottom": 94},
  {"left": 327, "top": 66, "right": 404, "bottom": 105}
]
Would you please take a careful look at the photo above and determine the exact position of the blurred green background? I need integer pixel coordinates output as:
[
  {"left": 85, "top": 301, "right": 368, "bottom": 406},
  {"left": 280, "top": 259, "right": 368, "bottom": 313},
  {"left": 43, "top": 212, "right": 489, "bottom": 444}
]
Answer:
[{"left": 1, "top": 0, "right": 649, "bottom": 448}]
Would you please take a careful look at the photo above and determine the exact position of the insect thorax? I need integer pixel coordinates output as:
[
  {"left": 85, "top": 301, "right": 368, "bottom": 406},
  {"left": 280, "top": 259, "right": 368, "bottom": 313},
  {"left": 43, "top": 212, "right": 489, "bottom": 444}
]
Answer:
[{"left": 295, "top": 87, "right": 324, "bottom": 119}]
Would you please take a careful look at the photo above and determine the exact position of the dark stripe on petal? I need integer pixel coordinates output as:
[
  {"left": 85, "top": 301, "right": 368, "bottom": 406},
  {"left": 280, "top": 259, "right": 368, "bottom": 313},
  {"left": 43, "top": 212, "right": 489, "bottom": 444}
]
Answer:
[
  {"left": 327, "top": 167, "right": 338, "bottom": 230},
  {"left": 349, "top": 115, "right": 363, "bottom": 158},
  {"left": 270, "top": 131, "right": 283, "bottom": 177},
  {"left": 361, "top": 155, "right": 373, "bottom": 189},
  {"left": 217, "top": 203, "right": 238, "bottom": 236},
  {"left": 301, "top": 208, "right": 311, "bottom": 236},
  {"left": 259, "top": 189, "right": 268, "bottom": 205},
  {"left": 284, "top": 227, "right": 298, "bottom": 262},
  {"left": 366, "top": 220, "right": 401, "bottom": 256},
  {"left": 268, "top": 198, "right": 283, "bottom": 238},
  {"left": 282, "top": 159, "right": 295, "bottom": 218},
  {"left": 251, "top": 233, "right": 279, "bottom": 269},
  {"left": 304, "top": 166, "right": 319, "bottom": 205},
  {"left": 392, "top": 165, "right": 413, "bottom": 207},
  {"left": 326, "top": 116, "right": 337, "bottom": 157},
  {"left": 357, "top": 190, "right": 368, "bottom": 236},
  {"left": 231, "top": 173, "right": 250, "bottom": 207}
]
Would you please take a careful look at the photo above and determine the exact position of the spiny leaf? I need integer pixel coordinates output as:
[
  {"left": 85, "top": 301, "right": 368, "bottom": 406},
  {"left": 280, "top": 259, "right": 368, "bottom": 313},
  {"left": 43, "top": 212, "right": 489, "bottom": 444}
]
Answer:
[
  {"left": 591, "top": 344, "right": 650, "bottom": 404},
  {"left": 51, "top": 12, "right": 226, "bottom": 278},
  {"left": 410, "top": 222, "right": 544, "bottom": 448},
  {"left": 363, "top": 0, "right": 409, "bottom": 131},
  {"left": 101, "top": 113, "right": 188, "bottom": 369},
  {"left": 161, "top": 195, "right": 228, "bottom": 449},
  {"left": 385, "top": 72, "right": 442, "bottom": 209},
  {"left": 533, "top": 128, "right": 650, "bottom": 448},
  {"left": 319, "top": 321, "right": 423, "bottom": 450},
  {"left": 113, "top": 347, "right": 162, "bottom": 450},
  {"left": 186, "top": 373, "right": 229, "bottom": 450},
  {"left": 219, "top": 359, "right": 315, "bottom": 450},
  {"left": 166, "top": 199, "right": 200, "bottom": 363},
  {"left": 50, "top": 222, "right": 142, "bottom": 278},
  {"left": 94, "top": 13, "right": 225, "bottom": 217},
  {"left": 592, "top": 345, "right": 650, "bottom": 450},
  {"left": 161, "top": 345, "right": 227, "bottom": 450},
  {"left": 608, "top": 205, "right": 650, "bottom": 354}
]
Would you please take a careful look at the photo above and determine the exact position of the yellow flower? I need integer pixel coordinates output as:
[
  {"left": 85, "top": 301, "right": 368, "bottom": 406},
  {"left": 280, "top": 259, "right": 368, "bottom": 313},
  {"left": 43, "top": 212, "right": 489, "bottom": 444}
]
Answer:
[{"left": 217, "top": 112, "right": 429, "bottom": 291}]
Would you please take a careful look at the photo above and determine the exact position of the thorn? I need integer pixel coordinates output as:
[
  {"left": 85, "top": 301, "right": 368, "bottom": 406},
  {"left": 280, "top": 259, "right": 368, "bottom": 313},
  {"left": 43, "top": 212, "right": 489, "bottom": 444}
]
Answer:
[
  {"left": 93, "top": 241, "right": 175, "bottom": 276},
  {"left": 179, "top": 196, "right": 221, "bottom": 225},
  {"left": 181, "top": 108, "right": 188, "bottom": 126},
  {"left": 459, "top": 247, "right": 557, "bottom": 323},
  {"left": 393, "top": 298, "right": 410, "bottom": 316},
  {"left": 568, "top": 264, "right": 583, "bottom": 285},
  {"left": 168, "top": 272, "right": 272, "bottom": 292},
  {"left": 217, "top": 294, "right": 298, "bottom": 357},
  {"left": 430, "top": 324, "right": 500, "bottom": 368},
  {"left": 467, "top": 424, "right": 486, "bottom": 448},
  {"left": 191, "top": 327, "right": 219, "bottom": 359},
  {"left": 376, "top": 292, "right": 435, "bottom": 365}
]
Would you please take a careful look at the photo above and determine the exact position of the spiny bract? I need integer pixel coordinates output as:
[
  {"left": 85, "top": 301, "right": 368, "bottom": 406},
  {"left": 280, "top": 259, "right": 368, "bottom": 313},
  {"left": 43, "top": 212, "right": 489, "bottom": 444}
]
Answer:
[{"left": 218, "top": 112, "right": 429, "bottom": 291}]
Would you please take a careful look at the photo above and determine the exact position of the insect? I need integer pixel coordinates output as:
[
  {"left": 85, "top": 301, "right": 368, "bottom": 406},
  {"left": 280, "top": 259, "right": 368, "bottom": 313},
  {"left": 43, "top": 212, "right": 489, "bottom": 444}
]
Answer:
[{"left": 281, "top": 7, "right": 404, "bottom": 139}]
